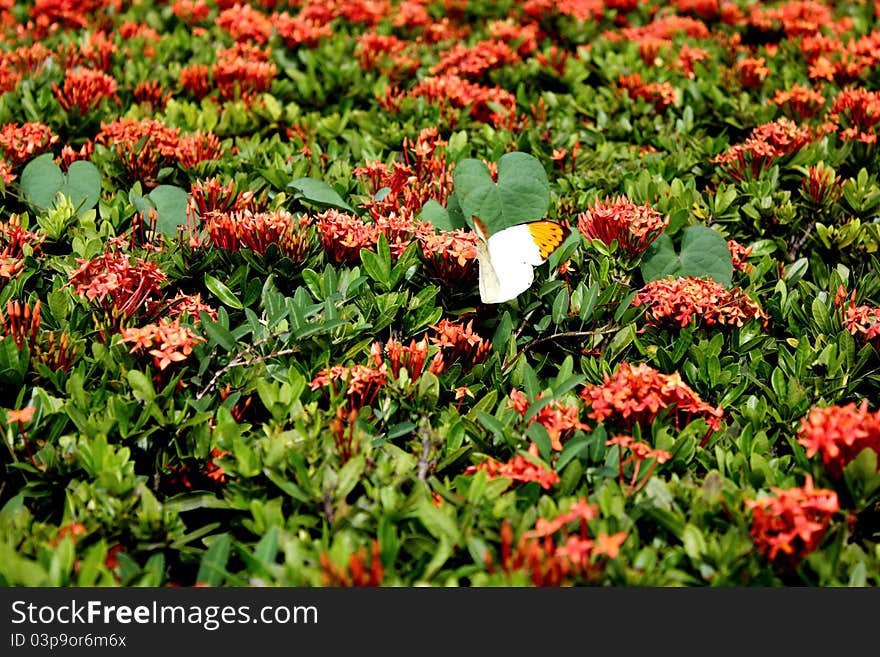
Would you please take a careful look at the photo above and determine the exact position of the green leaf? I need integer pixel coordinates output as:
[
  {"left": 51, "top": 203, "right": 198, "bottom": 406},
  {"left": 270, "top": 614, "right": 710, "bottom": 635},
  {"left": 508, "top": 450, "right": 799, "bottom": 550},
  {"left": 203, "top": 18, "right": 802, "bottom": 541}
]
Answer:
[
  {"left": 205, "top": 274, "right": 244, "bottom": 310},
  {"left": 149, "top": 185, "right": 190, "bottom": 237},
  {"left": 60, "top": 160, "right": 102, "bottom": 214},
  {"left": 19, "top": 153, "right": 64, "bottom": 210},
  {"left": 421, "top": 199, "right": 465, "bottom": 231},
  {"left": 196, "top": 533, "right": 231, "bottom": 586},
  {"left": 640, "top": 225, "right": 734, "bottom": 288},
  {"left": 453, "top": 151, "right": 550, "bottom": 235},
  {"left": 289, "top": 177, "right": 354, "bottom": 212}
]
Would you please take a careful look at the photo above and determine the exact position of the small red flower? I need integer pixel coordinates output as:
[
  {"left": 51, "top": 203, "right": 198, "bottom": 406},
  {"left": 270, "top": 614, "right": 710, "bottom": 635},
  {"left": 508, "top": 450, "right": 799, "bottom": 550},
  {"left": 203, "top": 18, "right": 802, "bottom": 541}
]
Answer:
[{"left": 577, "top": 195, "right": 669, "bottom": 261}]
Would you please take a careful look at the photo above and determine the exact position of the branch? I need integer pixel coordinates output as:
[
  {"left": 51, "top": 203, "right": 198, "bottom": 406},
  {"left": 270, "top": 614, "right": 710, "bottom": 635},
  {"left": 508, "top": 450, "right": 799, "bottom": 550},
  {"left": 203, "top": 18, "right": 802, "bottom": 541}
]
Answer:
[
  {"left": 502, "top": 327, "right": 616, "bottom": 370},
  {"left": 195, "top": 343, "right": 299, "bottom": 400}
]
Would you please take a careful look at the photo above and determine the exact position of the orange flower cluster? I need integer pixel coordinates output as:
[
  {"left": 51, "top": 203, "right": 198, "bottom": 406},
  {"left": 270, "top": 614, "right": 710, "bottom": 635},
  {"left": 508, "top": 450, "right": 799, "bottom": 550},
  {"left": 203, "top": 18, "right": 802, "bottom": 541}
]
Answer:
[
  {"left": 488, "top": 499, "right": 627, "bottom": 586},
  {"left": 749, "top": 0, "right": 832, "bottom": 39},
  {"left": 487, "top": 19, "right": 540, "bottom": 57},
  {"left": 190, "top": 178, "right": 243, "bottom": 216},
  {"left": 734, "top": 56, "right": 770, "bottom": 89},
  {"left": 1, "top": 215, "right": 46, "bottom": 286},
  {"left": 203, "top": 209, "right": 313, "bottom": 262},
  {"left": 68, "top": 248, "right": 167, "bottom": 324},
  {"left": 155, "top": 292, "right": 218, "bottom": 322},
  {"left": 55, "top": 29, "right": 117, "bottom": 71},
  {"left": 727, "top": 239, "right": 754, "bottom": 274},
  {"left": 0, "top": 43, "right": 52, "bottom": 95},
  {"left": 580, "top": 362, "right": 724, "bottom": 440},
  {"left": 770, "top": 83, "right": 826, "bottom": 120},
  {"left": 371, "top": 336, "right": 431, "bottom": 380},
  {"left": 417, "top": 228, "right": 479, "bottom": 286},
  {"left": 0, "top": 122, "right": 58, "bottom": 167},
  {"left": 802, "top": 28, "right": 880, "bottom": 85},
  {"left": 33, "top": 330, "right": 78, "bottom": 373},
  {"left": 464, "top": 453, "right": 560, "bottom": 490},
  {"left": 310, "top": 363, "right": 389, "bottom": 412},
  {"left": 632, "top": 276, "right": 768, "bottom": 329},
  {"left": 426, "top": 319, "right": 492, "bottom": 374},
  {"left": 407, "top": 74, "right": 518, "bottom": 127},
  {"left": 617, "top": 73, "right": 678, "bottom": 112},
  {"left": 827, "top": 87, "right": 880, "bottom": 145},
  {"left": 119, "top": 317, "right": 205, "bottom": 371},
  {"left": 745, "top": 476, "right": 839, "bottom": 569},
  {"left": 215, "top": 3, "right": 272, "bottom": 43},
  {"left": 835, "top": 286, "right": 880, "bottom": 346},
  {"left": 29, "top": 0, "right": 115, "bottom": 33},
  {"left": 212, "top": 43, "right": 277, "bottom": 102},
  {"left": 712, "top": 117, "right": 814, "bottom": 181},
  {"left": 801, "top": 162, "right": 843, "bottom": 206},
  {"left": 430, "top": 40, "right": 520, "bottom": 79},
  {"left": 606, "top": 434, "right": 672, "bottom": 493},
  {"left": 797, "top": 400, "right": 880, "bottom": 480},
  {"left": 0, "top": 299, "right": 41, "bottom": 352},
  {"left": 274, "top": 11, "right": 333, "bottom": 50},
  {"left": 133, "top": 81, "right": 172, "bottom": 111},
  {"left": 319, "top": 540, "right": 384, "bottom": 587},
  {"left": 53, "top": 67, "right": 118, "bottom": 115},
  {"left": 508, "top": 389, "right": 585, "bottom": 451},
  {"left": 315, "top": 209, "right": 378, "bottom": 264},
  {"left": 354, "top": 127, "right": 455, "bottom": 222},
  {"left": 94, "top": 118, "right": 223, "bottom": 185},
  {"left": 577, "top": 195, "right": 669, "bottom": 260}
]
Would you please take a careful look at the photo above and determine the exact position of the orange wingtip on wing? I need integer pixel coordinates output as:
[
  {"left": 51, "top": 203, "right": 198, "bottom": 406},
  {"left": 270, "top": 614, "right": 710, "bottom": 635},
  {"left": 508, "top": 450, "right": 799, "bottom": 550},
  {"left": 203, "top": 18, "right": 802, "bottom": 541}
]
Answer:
[
  {"left": 473, "top": 216, "right": 489, "bottom": 238},
  {"left": 527, "top": 220, "right": 570, "bottom": 259}
]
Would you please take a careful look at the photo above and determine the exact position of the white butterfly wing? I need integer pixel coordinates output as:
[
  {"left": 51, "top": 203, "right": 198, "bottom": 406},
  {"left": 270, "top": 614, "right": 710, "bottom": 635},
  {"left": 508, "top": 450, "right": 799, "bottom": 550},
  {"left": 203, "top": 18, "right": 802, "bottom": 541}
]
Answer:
[{"left": 476, "top": 225, "right": 545, "bottom": 304}]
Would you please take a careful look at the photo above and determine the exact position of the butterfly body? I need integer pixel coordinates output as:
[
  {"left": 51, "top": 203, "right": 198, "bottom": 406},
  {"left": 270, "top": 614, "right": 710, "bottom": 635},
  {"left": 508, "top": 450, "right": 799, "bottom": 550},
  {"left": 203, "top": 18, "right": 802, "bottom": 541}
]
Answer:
[{"left": 473, "top": 218, "right": 570, "bottom": 304}]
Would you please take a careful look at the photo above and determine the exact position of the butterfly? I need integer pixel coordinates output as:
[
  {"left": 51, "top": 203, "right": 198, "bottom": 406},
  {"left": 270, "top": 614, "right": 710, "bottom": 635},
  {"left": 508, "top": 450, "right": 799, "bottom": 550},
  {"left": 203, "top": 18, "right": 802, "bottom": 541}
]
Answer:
[{"left": 473, "top": 216, "right": 571, "bottom": 304}]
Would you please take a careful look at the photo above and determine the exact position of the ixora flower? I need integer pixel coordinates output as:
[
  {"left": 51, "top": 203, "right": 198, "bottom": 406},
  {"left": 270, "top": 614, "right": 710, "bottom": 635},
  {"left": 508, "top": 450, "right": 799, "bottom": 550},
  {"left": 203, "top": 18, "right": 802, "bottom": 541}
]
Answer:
[
  {"left": 508, "top": 389, "right": 586, "bottom": 452},
  {"left": 580, "top": 362, "right": 724, "bottom": 443},
  {"left": 577, "top": 195, "right": 669, "bottom": 261},
  {"left": 632, "top": 276, "right": 769, "bottom": 329},
  {"left": 745, "top": 475, "right": 839, "bottom": 569},
  {"left": 712, "top": 117, "right": 814, "bottom": 181},
  {"left": 119, "top": 317, "right": 205, "bottom": 371},
  {"left": 463, "top": 452, "right": 561, "bottom": 490},
  {"left": 0, "top": 122, "right": 58, "bottom": 167},
  {"left": 371, "top": 336, "right": 431, "bottom": 381},
  {"left": 52, "top": 67, "right": 119, "bottom": 115},
  {"left": 315, "top": 209, "right": 379, "bottom": 264},
  {"left": 310, "top": 363, "right": 389, "bottom": 412},
  {"left": 835, "top": 286, "right": 880, "bottom": 346},
  {"left": 426, "top": 318, "right": 492, "bottom": 373},
  {"left": 417, "top": 227, "right": 479, "bottom": 286},
  {"left": 606, "top": 434, "right": 672, "bottom": 493},
  {"left": 796, "top": 400, "right": 880, "bottom": 480},
  {"left": 203, "top": 208, "right": 313, "bottom": 261}
]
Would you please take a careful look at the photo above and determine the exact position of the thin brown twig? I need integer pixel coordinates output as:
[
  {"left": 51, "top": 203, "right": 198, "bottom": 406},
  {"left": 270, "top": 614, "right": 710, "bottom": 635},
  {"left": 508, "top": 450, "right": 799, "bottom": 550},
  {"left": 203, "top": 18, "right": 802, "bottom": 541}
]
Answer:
[
  {"left": 196, "top": 339, "right": 299, "bottom": 400},
  {"left": 502, "top": 326, "right": 617, "bottom": 370}
]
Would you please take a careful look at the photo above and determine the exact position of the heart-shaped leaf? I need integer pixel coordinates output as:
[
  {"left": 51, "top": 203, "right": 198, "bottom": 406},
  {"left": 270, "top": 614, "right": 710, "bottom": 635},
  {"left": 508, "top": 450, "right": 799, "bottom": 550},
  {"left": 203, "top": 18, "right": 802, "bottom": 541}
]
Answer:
[
  {"left": 640, "top": 225, "right": 734, "bottom": 288},
  {"left": 20, "top": 154, "right": 101, "bottom": 216},
  {"left": 149, "top": 185, "right": 190, "bottom": 237},
  {"left": 453, "top": 151, "right": 550, "bottom": 235}
]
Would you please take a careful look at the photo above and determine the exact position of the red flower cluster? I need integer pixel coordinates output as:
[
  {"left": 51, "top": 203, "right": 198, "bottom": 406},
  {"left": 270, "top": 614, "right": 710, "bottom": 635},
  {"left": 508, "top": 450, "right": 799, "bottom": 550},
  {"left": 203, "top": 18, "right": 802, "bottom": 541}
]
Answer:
[
  {"left": 617, "top": 73, "right": 678, "bottom": 112},
  {"left": 190, "top": 177, "right": 244, "bottom": 216},
  {"left": 52, "top": 67, "right": 118, "bottom": 115},
  {"left": 68, "top": 248, "right": 167, "bottom": 327},
  {"left": 746, "top": 476, "right": 839, "bottom": 569},
  {"left": 577, "top": 195, "right": 669, "bottom": 260},
  {"left": 315, "top": 209, "right": 378, "bottom": 264},
  {"left": 770, "top": 83, "right": 826, "bottom": 120},
  {"left": 464, "top": 452, "right": 560, "bottom": 490},
  {"left": 1, "top": 214, "right": 46, "bottom": 286},
  {"left": 606, "top": 434, "right": 672, "bottom": 493},
  {"left": 431, "top": 40, "right": 520, "bottom": 79},
  {"left": 801, "top": 162, "right": 843, "bottom": 206},
  {"left": 827, "top": 87, "right": 880, "bottom": 145},
  {"left": 733, "top": 56, "right": 770, "bottom": 89},
  {"left": 489, "top": 499, "right": 627, "bottom": 586},
  {"left": 371, "top": 336, "right": 431, "bottom": 381},
  {"left": 274, "top": 11, "right": 333, "bottom": 50},
  {"left": 835, "top": 286, "right": 880, "bottom": 347},
  {"left": 0, "top": 122, "right": 58, "bottom": 167},
  {"left": 119, "top": 317, "right": 205, "bottom": 371},
  {"left": 508, "top": 389, "right": 585, "bottom": 452},
  {"left": 319, "top": 540, "right": 384, "bottom": 587},
  {"left": 94, "top": 118, "right": 223, "bottom": 186},
  {"left": 712, "top": 117, "right": 814, "bottom": 181},
  {"left": 133, "top": 81, "right": 172, "bottom": 111},
  {"left": 215, "top": 3, "right": 273, "bottom": 43},
  {"left": 417, "top": 227, "right": 479, "bottom": 286},
  {"left": 203, "top": 208, "right": 313, "bottom": 262},
  {"left": 310, "top": 363, "right": 389, "bottom": 412},
  {"left": 797, "top": 400, "right": 880, "bottom": 480},
  {"left": 727, "top": 239, "right": 754, "bottom": 274},
  {"left": 407, "top": 74, "right": 518, "bottom": 127},
  {"left": 632, "top": 276, "right": 768, "bottom": 329},
  {"left": 156, "top": 292, "right": 218, "bottom": 322},
  {"left": 0, "top": 299, "right": 41, "bottom": 352},
  {"left": 426, "top": 319, "right": 492, "bottom": 374},
  {"left": 212, "top": 43, "right": 277, "bottom": 102},
  {"left": 580, "top": 362, "right": 724, "bottom": 442}
]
